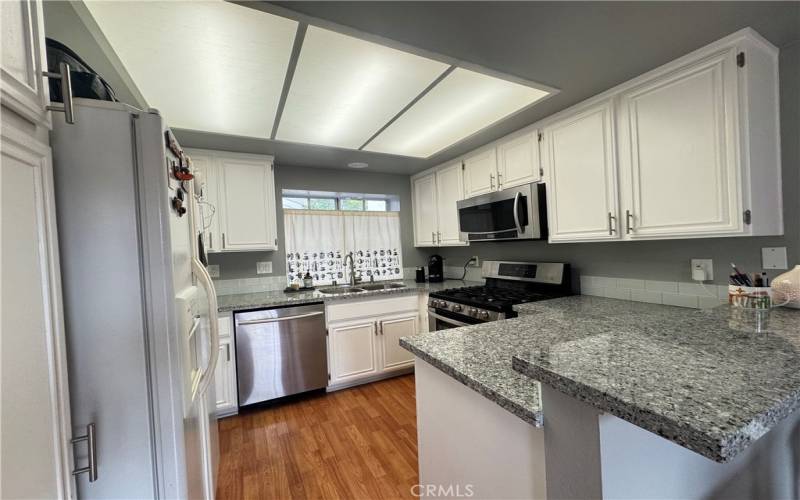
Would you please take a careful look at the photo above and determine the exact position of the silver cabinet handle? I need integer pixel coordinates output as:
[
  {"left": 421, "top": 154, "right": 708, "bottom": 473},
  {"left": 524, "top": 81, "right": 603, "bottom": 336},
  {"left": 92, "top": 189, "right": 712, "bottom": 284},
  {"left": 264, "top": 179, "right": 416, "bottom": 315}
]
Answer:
[
  {"left": 375, "top": 321, "right": 378, "bottom": 336},
  {"left": 608, "top": 212, "right": 617, "bottom": 235},
  {"left": 432, "top": 232, "right": 436, "bottom": 244},
  {"left": 71, "top": 423, "right": 97, "bottom": 482},
  {"left": 44, "top": 62, "right": 75, "bottom": 124},
  {"left": 436, "top": 231, "right": 441, "bottom": 244},
  {"left": 489, "top": 173, "right": 495, "bottom": 190},
  {"left": 226, "top": 343, "right": 230, "bottom": 362},
  {"left": 626, "top": 210, "right": 634, "bottom": 234},
  {"left": 237, "top": 311, "right": 324, "bottom": 326},
  {"left": 209, "top": 232, "right": 213, "bottom": 249},
  {"left": 512, "top": 191, "right": 523, "bottom": 234},
  {"left": 222, "top": 233, "right": 226, "bottom": 249},
  {"left": 497, "top": 171, "right": 503, "bottom": 189}
]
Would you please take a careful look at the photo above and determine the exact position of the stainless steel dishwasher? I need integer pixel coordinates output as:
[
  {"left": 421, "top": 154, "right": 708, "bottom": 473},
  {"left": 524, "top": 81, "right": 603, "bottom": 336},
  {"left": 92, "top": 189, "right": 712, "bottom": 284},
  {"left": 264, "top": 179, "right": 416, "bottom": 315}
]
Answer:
[{"left": 234, "top": 302, "right": 327, "bottom": 406}]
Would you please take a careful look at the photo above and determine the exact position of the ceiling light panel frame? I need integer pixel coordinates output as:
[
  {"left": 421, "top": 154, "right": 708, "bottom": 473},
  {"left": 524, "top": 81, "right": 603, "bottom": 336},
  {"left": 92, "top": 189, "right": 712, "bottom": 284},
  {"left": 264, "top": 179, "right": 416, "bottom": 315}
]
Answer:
[
  {"left": 275, "top": 25, "right": 449, "bottom": 150},
  {"left": 364, "top": 67, "right": 551, "bottom": 158}
]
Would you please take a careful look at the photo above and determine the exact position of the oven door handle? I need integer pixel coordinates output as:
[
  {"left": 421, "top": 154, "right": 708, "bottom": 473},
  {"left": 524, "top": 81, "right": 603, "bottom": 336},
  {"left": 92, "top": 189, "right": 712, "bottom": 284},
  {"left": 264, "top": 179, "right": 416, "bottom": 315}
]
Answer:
[
  {"left": 429, "top": 310, "right": 471, "bottom": 328},
  {"left": 513, "top": 191, "right": 524, "bottom": 234}
]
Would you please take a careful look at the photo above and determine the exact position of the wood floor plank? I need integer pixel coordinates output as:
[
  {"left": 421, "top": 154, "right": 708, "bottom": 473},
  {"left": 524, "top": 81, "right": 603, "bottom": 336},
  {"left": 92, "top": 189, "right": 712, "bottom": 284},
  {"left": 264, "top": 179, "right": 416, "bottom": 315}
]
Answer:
[{"left": 216, "top": 374, "right": 418, "bottom": 500}]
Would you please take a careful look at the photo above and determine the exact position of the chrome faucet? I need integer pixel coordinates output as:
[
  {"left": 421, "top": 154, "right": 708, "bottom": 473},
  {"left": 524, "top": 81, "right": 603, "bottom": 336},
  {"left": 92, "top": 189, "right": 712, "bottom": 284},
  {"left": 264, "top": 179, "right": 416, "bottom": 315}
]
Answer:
[{"left": 344, "top": 252, "right": 358, "bottom": 286}]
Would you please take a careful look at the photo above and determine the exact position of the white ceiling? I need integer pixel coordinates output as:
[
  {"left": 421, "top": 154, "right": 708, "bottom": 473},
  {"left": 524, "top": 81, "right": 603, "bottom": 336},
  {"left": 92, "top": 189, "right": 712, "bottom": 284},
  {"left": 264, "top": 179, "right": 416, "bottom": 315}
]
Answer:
[
  {"left": 85, "top": 0, "right": 552, "bottom": 158},
  {"left": 84, "top": 0, "right": 298, "bottom": 138}
]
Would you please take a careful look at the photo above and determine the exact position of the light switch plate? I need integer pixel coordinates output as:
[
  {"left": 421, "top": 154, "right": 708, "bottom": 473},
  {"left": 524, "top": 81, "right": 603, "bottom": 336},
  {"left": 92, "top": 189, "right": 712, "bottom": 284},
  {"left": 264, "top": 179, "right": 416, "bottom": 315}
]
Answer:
[
  {"left": 256, "top": 261, "right": 272, "bottom": 274},
  {"left": 207, "top": 264, "right": 220, "bottom": 278},
  {"left": 762, "top": 247, "right": 788, "bottom": 269}
]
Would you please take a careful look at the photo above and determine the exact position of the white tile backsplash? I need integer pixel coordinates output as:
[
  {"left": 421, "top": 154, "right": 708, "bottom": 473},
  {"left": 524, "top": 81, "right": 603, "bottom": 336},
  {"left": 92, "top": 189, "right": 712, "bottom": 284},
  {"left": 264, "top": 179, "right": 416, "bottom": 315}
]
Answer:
[
  {"left": 644, "top": 280, "right": 679, "bottom": 293},
  {"left": 630, "top": 289, "right": 663, "bottom": 304},
  {"left": 582, "top": 275, "right": 728, "bottom": 309},
  {"left": 617, "top": 278, "right": 645, "bottom": 290},
  {"left": 604, "top": 287, "right": 632, "bottom": 300},
  {"left": 662, "top": 293, "right": 699, "bottom": 308}
]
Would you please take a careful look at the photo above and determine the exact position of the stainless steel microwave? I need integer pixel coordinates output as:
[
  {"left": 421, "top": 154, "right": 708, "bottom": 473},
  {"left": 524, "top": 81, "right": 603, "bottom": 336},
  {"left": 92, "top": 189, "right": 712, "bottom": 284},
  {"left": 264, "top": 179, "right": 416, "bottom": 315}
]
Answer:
[{"left": 457, "top": 183, "right": 547, "bottom": 242}]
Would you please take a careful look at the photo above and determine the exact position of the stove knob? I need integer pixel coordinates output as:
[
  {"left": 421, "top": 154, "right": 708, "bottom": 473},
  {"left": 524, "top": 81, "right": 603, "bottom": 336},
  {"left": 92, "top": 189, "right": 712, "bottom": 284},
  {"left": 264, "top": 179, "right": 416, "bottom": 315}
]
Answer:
[
  {"left": 430, "top": 300, "right": 440, "bottom": 308},
  {"left": 467, "top": 307, "right": 478, "bottom": 317},
  {"left": 451, "top": 304, "right": 463, "bottom": 312},
  {"left": 477, "top": 310, "right": 490, "bottom": 320}
]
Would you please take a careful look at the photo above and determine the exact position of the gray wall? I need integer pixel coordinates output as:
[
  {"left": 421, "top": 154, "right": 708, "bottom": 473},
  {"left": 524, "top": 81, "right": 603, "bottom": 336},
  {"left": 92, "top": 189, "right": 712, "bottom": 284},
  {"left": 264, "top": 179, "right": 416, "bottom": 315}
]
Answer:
[
  {"left": 204, "top": 165, "right": 429, "bottom": 279},
  {"left": 437, "top": 43, "right": 800, "bottom": 286}
]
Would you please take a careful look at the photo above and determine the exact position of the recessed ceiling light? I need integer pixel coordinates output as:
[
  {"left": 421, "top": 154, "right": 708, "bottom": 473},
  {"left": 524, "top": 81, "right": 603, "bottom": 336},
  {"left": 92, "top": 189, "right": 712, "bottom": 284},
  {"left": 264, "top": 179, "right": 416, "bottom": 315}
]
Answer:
[
  {"left": 364, "top": 67, "right": 550, "bottom": 158},
  {"left": 347, "top": 162, "right": 369, "bottom": 169},
  {"left": 85, "top": 0, "right": 297, "bottom": 138},
  {"left": 276, "top": 26, "right": 448, "bottom": 149}
]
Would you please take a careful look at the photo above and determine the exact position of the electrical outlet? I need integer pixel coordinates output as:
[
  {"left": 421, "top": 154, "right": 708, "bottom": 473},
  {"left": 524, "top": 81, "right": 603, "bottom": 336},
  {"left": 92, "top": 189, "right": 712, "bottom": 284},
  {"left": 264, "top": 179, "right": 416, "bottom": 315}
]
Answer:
[
  {"left": 690, "top": 259, "right": 713, "bottom": 281},
  {"left": 469, "top": 256, "right": 480, "bottom": 267},
  {"left": 761, "top": 247, "right": 788, "bottom": 269},
  {"left": 207, "top": 264, "right": 220, "bottom": 278},
  {"left": 256, "top": 261, "right": 272, "bottom": 274}
]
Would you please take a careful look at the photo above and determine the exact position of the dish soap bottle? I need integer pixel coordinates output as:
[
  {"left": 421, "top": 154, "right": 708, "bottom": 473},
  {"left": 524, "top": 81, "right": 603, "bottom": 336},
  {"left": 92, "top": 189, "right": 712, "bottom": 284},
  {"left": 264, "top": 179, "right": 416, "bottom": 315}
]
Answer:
[{"left": 303, "top": 271, "right": 313, "bottom": 289}]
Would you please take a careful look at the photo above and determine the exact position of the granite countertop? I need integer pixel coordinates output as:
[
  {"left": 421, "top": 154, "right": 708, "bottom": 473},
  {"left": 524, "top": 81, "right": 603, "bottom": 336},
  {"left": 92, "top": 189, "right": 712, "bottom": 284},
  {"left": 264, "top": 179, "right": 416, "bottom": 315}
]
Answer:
[
  {"left": 401, "top": 295, "right": 800, "bottom": 463},
  {"left": 511, "top": 295, "right": 800, "bottom": 463},
  {"left": 216, "top": 279, "right": 479, "bottom": 312}
]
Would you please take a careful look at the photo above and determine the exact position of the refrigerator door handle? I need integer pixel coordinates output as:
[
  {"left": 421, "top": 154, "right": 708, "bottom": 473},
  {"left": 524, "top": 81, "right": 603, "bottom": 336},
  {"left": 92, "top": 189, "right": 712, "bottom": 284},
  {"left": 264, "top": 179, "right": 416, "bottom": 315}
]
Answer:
[{"left": 192, "top": 258, "right": 219, "bottom": 397}]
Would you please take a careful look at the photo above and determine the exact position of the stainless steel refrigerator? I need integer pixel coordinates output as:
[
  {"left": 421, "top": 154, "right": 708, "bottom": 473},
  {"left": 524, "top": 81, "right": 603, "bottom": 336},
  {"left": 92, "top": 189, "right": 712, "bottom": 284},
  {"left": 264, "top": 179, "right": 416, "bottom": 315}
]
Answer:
[{"left": 51, "top": 98, "right": 219, "bottom": 499}]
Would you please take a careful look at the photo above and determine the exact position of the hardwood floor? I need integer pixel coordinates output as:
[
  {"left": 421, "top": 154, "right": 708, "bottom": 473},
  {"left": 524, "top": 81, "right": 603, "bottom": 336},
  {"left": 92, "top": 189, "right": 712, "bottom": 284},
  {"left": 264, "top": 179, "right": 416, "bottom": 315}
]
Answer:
[{"left": 216, "top": 374, "right": 419, "bottom": 500}]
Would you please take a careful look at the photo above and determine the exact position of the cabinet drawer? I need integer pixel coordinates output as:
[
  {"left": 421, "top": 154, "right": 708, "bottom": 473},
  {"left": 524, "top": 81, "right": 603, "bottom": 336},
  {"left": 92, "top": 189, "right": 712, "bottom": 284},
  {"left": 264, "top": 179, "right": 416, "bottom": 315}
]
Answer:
[
  {"left": 218, "top": 313, "right": 232, "bottom": 338},
  {"left": 326, "top": 294, "right": 419, "bottom": 323}
]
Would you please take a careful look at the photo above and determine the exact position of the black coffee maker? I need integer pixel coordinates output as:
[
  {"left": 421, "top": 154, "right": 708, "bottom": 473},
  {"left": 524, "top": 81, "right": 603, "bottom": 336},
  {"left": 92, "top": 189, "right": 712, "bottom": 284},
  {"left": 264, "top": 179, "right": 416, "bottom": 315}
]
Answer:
[{"left": 428, "top": 254, "right": 444, "bottom": 282}]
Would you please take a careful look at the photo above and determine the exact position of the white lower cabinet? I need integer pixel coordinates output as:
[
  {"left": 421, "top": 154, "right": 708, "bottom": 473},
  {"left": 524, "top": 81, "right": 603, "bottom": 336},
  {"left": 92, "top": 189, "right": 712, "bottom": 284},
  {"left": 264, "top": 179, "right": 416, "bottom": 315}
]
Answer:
[
  {"left": 329, "top": 320, "right": 379, "bottom": 384},
  {"left": 214, "top": 314, "right": 238, "bottom": 417},
  {"left": 326, "top": 296, "right": 419, "bottom": 389},
  {"left": 378, "top": 314, "right": 418, "bottom": 370}
]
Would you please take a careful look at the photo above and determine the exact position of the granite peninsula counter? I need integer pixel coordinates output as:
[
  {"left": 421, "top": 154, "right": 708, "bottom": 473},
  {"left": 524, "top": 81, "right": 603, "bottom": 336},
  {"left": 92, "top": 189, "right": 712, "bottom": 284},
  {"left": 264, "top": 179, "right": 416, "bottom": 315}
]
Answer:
[{"left": 401, "top": 295, "right": 800, "bottom": 499}]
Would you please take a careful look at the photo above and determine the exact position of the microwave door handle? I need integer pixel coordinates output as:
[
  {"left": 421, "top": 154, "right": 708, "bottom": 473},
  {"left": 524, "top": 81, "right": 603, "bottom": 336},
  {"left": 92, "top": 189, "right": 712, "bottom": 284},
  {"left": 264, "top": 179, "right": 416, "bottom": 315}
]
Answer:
[{"left": 512, "top": 191, "right": 524, "bottom": 234}]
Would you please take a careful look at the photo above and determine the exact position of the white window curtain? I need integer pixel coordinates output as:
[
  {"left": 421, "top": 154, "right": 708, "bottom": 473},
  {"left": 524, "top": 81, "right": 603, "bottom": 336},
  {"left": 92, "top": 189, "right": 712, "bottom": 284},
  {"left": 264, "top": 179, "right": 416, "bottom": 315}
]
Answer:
[{"left": 284, "top": 210, "right": 403, "bottom": 285}]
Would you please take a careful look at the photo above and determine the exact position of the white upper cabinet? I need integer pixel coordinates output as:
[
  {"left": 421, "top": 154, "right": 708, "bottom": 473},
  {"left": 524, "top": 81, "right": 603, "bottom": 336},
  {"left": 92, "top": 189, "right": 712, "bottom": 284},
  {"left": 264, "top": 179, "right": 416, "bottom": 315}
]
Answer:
[
  {"left": 544, "top": 28, "right": 781, "bottom": 243},
  {"left": 617, "top": 48, "right": 741, "bottom": 238},
  {"left": 412, "top": 172, "right": 439, "bottom": 246},
  {"left": 497, "top": 131, "right": 542, "bottom": 190},
  {"left": 1, "top": 0, "right": 49, "bottom": 125},
  {"left": 187, "top": 149, "right": 278, "bottom": 252},
  {"left": 412, "top": 163, "right": 468, "bottom": 247},
  {"left": 463, "top": 148, "right": 498, "bottom": 197},
  {"left": 435, "top": 162, "right": 465, "bottom": 245},
  {"left": 545, "top": 101, "right": 620, "bottom": 242}
]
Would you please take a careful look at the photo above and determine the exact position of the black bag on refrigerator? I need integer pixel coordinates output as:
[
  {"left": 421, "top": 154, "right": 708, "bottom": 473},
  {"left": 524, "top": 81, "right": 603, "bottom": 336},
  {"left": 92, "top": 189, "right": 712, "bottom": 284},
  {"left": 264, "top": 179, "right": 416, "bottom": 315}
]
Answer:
[{"left": 45, "top": 38, "right": 118, "bottom": 103}]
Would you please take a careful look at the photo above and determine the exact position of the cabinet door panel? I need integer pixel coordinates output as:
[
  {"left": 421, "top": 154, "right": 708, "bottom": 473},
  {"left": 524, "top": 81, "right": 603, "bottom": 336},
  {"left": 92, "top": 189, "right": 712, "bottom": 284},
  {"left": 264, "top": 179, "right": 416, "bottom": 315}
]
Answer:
[
  {"left": 497, "top": 131, "right": 540, "bottom": 189},
  {"left": 330, "top": 321, "right": 378, "bottom": 383},
  {"left": 187, "top": 151, "right": 220, "bottom": 252},
  {"left": 1, "top": 0, "right": 49, "bottom": 124},
  {"left": 619, "top": 50, "right": 740, "bottom": 237},
  {"left": 546, "top": 101, "right": 620, "bottom": 241},
  {"left": 413, "top": 173, "right": 439, "bottom": 247},
  {"left": 380, "top": 315, "right": 417, "bottom": 370},
  {"left": 219, "top": 157, "right": 277, "bottom": 250},
  {"left": 463, "top": 148, "right": 497, "bottom": 197},
  {"left": 435, "top": 163, "right": 466, "bottom": 246}
]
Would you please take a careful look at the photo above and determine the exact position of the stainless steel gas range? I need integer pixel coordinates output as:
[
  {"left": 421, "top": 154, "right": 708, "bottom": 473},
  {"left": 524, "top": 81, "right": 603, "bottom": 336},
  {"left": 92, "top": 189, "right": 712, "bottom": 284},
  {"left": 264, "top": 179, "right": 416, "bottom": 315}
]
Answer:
[{"left": 427, "top": 261, "right": 571, "bottom": 331}]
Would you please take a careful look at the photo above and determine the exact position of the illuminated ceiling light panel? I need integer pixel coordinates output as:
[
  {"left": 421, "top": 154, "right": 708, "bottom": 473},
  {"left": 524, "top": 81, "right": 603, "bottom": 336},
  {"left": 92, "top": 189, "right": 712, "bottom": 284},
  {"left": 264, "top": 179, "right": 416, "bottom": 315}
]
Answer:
[
  {"left": 364, "top": 68, "right": 550, "bottom": 158},
  {"left": 276, "top": 26, "right": 449, "bottom": 149},
  {"left": 85, "top": 0, "right": 297, "bottom": 138}
]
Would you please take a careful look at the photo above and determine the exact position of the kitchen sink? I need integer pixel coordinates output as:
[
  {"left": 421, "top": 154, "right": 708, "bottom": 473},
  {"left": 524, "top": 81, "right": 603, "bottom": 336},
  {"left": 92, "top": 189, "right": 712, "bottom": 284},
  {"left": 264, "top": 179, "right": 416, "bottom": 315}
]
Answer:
[
  {"left": 360, "top": 283, "right": 407, "bottom": 291},
  {"left": 317, "top": 286, "right": 366, "bottom": 294}
]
